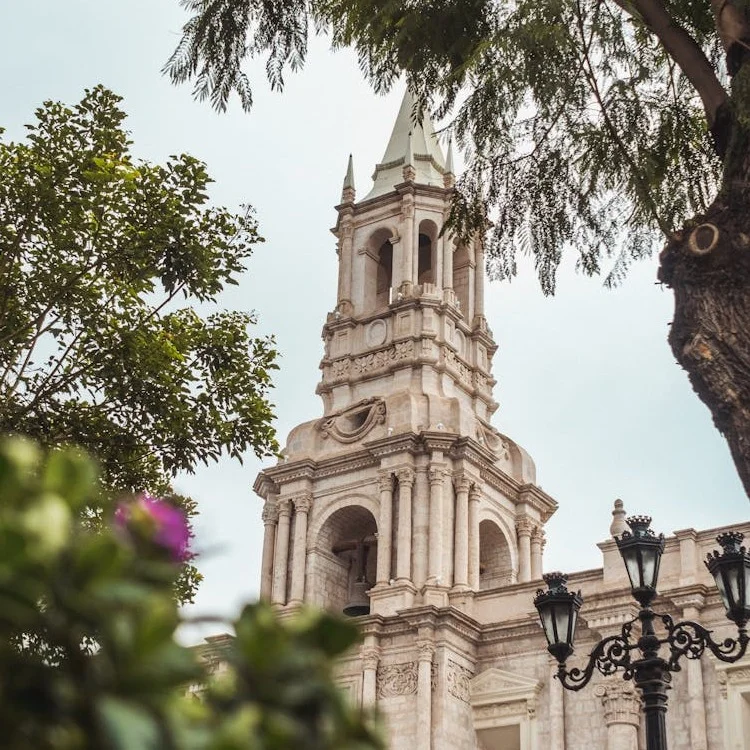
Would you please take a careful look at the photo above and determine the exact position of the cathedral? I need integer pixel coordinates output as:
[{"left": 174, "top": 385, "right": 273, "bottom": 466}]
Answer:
[{"left": 246, "top": 91, "right": 750, "bottom": 750}]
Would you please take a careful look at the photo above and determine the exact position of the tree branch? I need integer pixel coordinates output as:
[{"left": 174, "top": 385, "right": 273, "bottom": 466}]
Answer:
[{"left": 613, "top": 0, "right": 728, "bottom": 127}]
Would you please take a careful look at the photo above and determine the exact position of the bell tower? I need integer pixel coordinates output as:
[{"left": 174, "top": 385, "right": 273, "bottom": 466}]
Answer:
[{"left": 254, "top": 89, "right": 556, "bottom": 622}]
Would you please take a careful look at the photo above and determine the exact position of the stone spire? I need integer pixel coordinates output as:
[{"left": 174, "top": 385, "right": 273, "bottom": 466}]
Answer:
[
  {"left": 341, "top": 154, "right": 355, "bottom": 203},
  {"left": 365, "top": 88, "right": 447, "bottom": 200}
]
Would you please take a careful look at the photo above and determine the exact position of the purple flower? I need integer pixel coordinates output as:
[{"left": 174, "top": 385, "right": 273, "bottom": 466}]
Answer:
[{"left": 115, "top": 494, "right": 190, "bottom": 562}]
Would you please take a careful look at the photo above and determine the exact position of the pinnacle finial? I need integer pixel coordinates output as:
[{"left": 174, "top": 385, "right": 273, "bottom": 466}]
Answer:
[
  {"left": 446, "top": 136, "right": 455, "bottom": 174},
  {"left": 403, "top": 132, "right": 416, "bottom": 181},
  {"left": 444, "top": 136, "right": 456, "bottom": 188},
  {"left": 341, "top": 154, "right": 356, "bottom": 203},
  {"left": 610, "top": 498, "right": 628, "bottom": 538}
]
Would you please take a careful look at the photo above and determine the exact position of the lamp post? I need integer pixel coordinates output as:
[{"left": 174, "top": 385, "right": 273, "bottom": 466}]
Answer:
[{"left": 533, "top": 516, "right": 749, "bottom": 750}]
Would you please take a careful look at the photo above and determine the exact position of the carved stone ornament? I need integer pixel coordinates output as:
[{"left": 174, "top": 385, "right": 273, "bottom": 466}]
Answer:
[
  {"left": 515, "top": 516, "right": 535, "bottom": 537},
  {"left": 447, "top": 660, "right": 473, "bottom": 703},
  {"left": 593, "top": 682, "right": 641, "bottom": 727},
  {"left": 261, "top": 499, "right": 279, "bottom": 524},
  {"left": 429, "top": 467, "right": 446, "bottom": 485},
  {"left": 475, "top": 421, "right": 509, "bottom": 459},
  {"left": 318, "top": 397, "right": 386, "bottom": 444},
  {"left": 377, "top": 472, "right": 393, "bottom": 493},
  {"left": 276, "top": 498, "right": 292, "bottom": 516},
  {"left": 396, "top": 467, "right": 416, "bottom": 488},
  {"left": 361, "top": 647, "right": 380, "bottom": 671},
  {"left": 377, "top": 661, "right": 418, "bottom": 698},
  {"left": 293, "top": 493, "right": 313, "bottom": 514}
]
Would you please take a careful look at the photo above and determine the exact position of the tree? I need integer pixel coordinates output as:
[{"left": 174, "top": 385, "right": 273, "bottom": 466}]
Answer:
[
  {"left": 0, "top": 87, "right": 280, "bottom": 600},
  {"left": 166, "top": 0, "right": 750, "bottom": 499},
  {"left": 0, "top": 438, "right": 382, "bottom": 750}
]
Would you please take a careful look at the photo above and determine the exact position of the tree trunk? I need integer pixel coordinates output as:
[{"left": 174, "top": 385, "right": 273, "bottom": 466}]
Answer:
[{"left": 658, "top": 62, "right": 750, "bottom": 498}]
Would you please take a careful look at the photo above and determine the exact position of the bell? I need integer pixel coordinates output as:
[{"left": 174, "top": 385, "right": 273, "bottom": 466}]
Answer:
[{"left": 343, "top": 579, "right": 371, "bottom": 617}]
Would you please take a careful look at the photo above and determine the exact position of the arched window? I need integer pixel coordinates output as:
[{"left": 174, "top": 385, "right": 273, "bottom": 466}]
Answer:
[
  {"left": 453, "top": 243, "right": 470, "bottom": 316},
  {"left": 478, "top": 520, "right": 513, "bottom": 590},
  {"left": 418, "top": 219, "right": 439, "bottom": 286},
  {"left": 376, "top": 240, "right": 393, "bottom": 309}
]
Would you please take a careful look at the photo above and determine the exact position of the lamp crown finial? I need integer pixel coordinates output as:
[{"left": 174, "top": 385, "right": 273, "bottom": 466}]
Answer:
[
  {"left": 716, "top": 531, "right": 745, "bottom": 554},
  {"left": 624, "top": 515, "right": 657, "bottom": 538}
]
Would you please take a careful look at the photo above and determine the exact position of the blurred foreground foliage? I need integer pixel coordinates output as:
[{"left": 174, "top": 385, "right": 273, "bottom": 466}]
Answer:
[{"left": 0, "top": 438, "right": 383, "bottom": 750}]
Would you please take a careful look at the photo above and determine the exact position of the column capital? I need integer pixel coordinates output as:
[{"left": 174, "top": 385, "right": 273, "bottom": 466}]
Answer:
[
  {"left": 293, "top": 493, "right": 313, "bottom": 514},
  {"left": 361, "top": 647, "right": 381, "bottom": 671},
  {"left": 531, "top": 525, "right": 545, "bottom": 544},
  {"left": 377, "top": 471, "right": 393, "bottom": 493},
  {"left": 593, "top": 682, "right": 641, "bottom": 727},
  {"left": 516, "top": 515, "right": 534, "bottom": 538},
  {"left": 277, "top": 497, "right": 292, "bottom": 517},
  {"left": 428, "top": 466, "right": 447, "bottom": 485},
  {"left": 417, "top": 640, "right": 435, "bottom": 662},
  {"left": 396, "top": 467, "right": 416, "bottom": 487},
  {"left": 454, "top": 473, "right": 472, "bottom": 494},
  {"left": 262, "top": 499, "right": 279, "bottom": 524},
  {"left": 469, "top": 485, "right": 481, "bottom": 502}
]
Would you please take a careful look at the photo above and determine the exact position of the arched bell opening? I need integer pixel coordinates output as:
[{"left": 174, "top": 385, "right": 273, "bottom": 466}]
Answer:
[
  {"left": 478, "top": 519, "right": 513, "bottom": 591},
  {"left": 418, "top": 219, "right": 439, "bottom": 286},
  {"left": 453, "top": 243, "right": 471, "bottom": 317},
  {"left": 312, "top": 504, "right": 378, "bottom": 616}
]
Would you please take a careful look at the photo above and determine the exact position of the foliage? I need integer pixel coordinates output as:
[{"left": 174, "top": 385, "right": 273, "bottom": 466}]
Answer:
[
  {"left": 0, "top": 87, "right": 280, "bottom": 601},
  {"left": 165, "top": 0, "right": 730, "bottom": 290},
  {"left": 0, "top": 438, "right": 382, "bottom": 750}
]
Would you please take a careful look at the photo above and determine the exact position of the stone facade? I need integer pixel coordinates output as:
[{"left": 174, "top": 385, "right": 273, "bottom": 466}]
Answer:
[{"left": 237, "top": 91, "right": 750, "bottom": 749}]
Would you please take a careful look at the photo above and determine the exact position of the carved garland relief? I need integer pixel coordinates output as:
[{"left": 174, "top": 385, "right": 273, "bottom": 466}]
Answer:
[
  {"left": 376, "top": 662, "right": 418, "bottom": 698},
  {"left": 447, "top": 660, "right": 473, "bottom": 703}
]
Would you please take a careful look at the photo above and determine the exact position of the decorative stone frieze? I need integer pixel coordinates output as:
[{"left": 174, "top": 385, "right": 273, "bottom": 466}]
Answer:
[{"left": 377, "top": 662, "right": 418, "bottom": 698}]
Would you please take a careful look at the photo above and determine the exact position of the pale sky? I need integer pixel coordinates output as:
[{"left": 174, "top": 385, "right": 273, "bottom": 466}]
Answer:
[{"left": 2, "top": 1, "right": 747, "bottom": 638}]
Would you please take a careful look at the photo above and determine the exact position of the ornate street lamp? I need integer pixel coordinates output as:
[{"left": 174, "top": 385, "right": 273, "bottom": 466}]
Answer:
[{"left": 534, "top": 516, "right": 749, "bottom": 750}]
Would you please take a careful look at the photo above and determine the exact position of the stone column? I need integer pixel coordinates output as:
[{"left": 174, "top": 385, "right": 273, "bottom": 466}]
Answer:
[
  {"left": 683, "top": 602, "right": 708, "bottom": 750},
  {"left": 376, "top": 472, "right": 393, "bottom": 585},
  {"left": 428, "top": 466, "right": 445, "bottom": 584},
  {"left": 442, "top": 230, "right": 453, "bottom": 289},
  {"left": 417, "top": 641, "right": 435, "bottom": 750},
  {"left": 259, "top": 497, "right": 278, "bottom": 600},
  {"left": 271, "top": 498, "right": 292, "bottom": 605},
  {"left": 548, "top": 657, "right": 565, "bottom": 750},
  {"left": 593, "top": 682, "right": 640, "bottom": 750},
  {"left": 400, "top": 198, "right": 415, "bottom": 288},
  {"left": 468, "top": 485, "right": 481, "bottom": 590},
  {"left": 530, "top": 526, "right": 545, "bottom": 581},
  {"left": 396, "top": 468, "right": 415, "bottom": 582},
  {"left": 361, "top": 647, "right": 380, "bottom": 707},
  {"left": 515, "top": 516, "right": 533, "bottom": 583},
  {"left": 453, "top": 475, "right": 471, "bottom": 588},
  {"left": 412, "top": 464, "right": 429, "bottom": 588},
  {"left": 337, "top": 219, "right": 353, "bottom": 312},
  {"left": 289, "top": 493, "right": 312, "bottom": 605},
  {"left": 474, "top": 241, "right": 485, "bottom": 318}
]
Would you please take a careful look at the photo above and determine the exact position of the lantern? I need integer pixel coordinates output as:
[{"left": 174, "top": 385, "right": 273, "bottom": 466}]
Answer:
[
  {"left": 533, "top": 572, "right": 583, "bottom": 664},
  {"left": 615, "top": 515, "right": 664, "bottom": 608}
]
